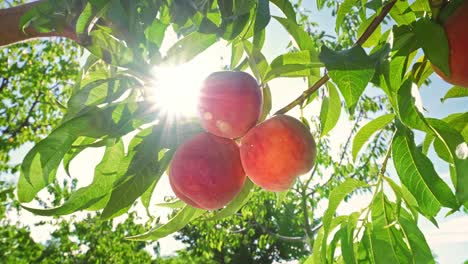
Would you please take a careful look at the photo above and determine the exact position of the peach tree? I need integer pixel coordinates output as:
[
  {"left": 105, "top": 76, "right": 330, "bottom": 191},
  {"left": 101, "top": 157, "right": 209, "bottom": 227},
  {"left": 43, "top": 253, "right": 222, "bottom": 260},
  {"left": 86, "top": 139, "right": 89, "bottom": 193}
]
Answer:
[{"left": 2, "top": 0, "right": 467, "bottom": 262}]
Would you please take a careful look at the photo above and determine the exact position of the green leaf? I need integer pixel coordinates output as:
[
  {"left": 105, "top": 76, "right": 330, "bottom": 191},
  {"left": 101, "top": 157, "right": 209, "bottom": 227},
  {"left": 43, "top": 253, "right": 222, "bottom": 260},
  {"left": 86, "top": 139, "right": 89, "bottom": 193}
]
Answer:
[
  {"left": 328, "top": 226, "right": 344, "bottom": 261},
  {"left": 352, "top": 113, "right": 395, "bottom": 160},
  {"left": 305, "top": 227, "right": 324, "bottom": 264},
  {"left": 87, "top": 29, "right": 135, "bottom": 67},
  {"left": 18, "top": 102, "right": 157, "bottom": 202},
  {"left": 243, "top": 40, "right": 268, "bottom": 81},
  {"left": 414, "top": 18, "right": 450, "bottom": 76},
  {"left": 306, "top": 215, "right": 348, "bottom": 264},
  {"left": 390, "top": 0, "right": 416, "bottom": 25},
  {"left": 144, "top": 19, "right": 167, "bottom": 48},
  {"left": 411, "top": 0, "right": 431, "bottom": 12},
  {"left": 207, "top": 179, "right": 254, "bottom": 221},
  {"left": 398, "top": 208, "right": 436, "bottom": 264},
  {"left": 17, "top": 119, "right": 87, "bottom": 202},
  {"left": 358, "top": 225, "right": 376, "bottom": 263},
  {"left": 336, "top": 0, "right": 358, "bottom": 34},
  {"left": 220, "top": 10, "right": 252, "bottom": 40},
  {"left": 141, "top": 180, "right": 157, "bottom": 210},
  {"left": 253, "top": 0, "right": 270, "bottom": 34},
  {"left": 156, "top": 200, "right": 186, "bottom": 209},
  {"left": 396, "top": 79, "right": 427, "bottom": 131},
  {"left": 341, "top": 212, "right": 359, "bottom": 264},
  {"left": 319, "top": 46, "right": 376, "bottom": 113},
  {"left": 442, "top": 112, "right": 468, "bottom": 141},
  {"left": 218, "top": 0, "right": 256, "bottom": 17},
  {"left": 272, "top": 16, "right": 316, "bottom": 51},
  {"left": 65, "top": 74, "right": 133, "bottom": 120},
  {"left": 316, "top": 0, "right": 326, "bottom": 10},
  {"left": 126, "top": 205, "right": 205, "bottom": 241},
  {"left": 323, "top": 179, "right": 367, "bottom": 234},
  {"left": 441, "top": 86, "right": 468, "bottom": 101},
  {"left": 265, "top": 50, "right": 322, "bottom": 81},
  {"left": 320, "top": 83, "right": 342, "bottom": 137},
  {"left": 411, "top": 57, "right": 434, "bottom": 87},
  {"left": 427, "top": 118, "right": 468, "bottom": 205},
  {"left": 275, "top": 189, "right": 288, "bottom": 208},
  {"left": 375, "top": 55, "right": 408, "bottom": 108},
  {"left": 370, "top": 192, "right": 411, "bottom": 264},
  {"left": 270, "top": 0, "right": 296, "bottom": 22},
  {"left": 392, "top": 25, "right": 418, "bottom": 57},
  {"left": 163, "top": 33, "right": 217, "bottom": 65},
  {"left": 270, "top": 51, "right": 321, "bottom": 67},
  {"left": 63, "top": 137, "right": 96, "bottom": 177},
  {"left": 101, "top": 126, "right": 175, "bottom": 219},
  {"left": 357, "top": 13, "right": 381, "bottom": 48},
  {"left": 21, "top": 141, "right": 124, "bottom": 216},
  {"left": 75, "top": 1, "right": 110, "bottom": 34},
  {"left": 230, "top": 40, "right": 244, "bottom": 70},
  {"left": 392, "top": 125, "right": 458, "bottom": 217},
  {"left": 259, "top": 84, "right": 272, "bottom": 122},
  {"left": 320, "top": 215, "right": 350, "bottom": 262},
  {"left": 384, "top": 176, "right": 419, "bottom": 220},
  {"left": 75, "top": 3, "right": 94, "bottom": 34}
]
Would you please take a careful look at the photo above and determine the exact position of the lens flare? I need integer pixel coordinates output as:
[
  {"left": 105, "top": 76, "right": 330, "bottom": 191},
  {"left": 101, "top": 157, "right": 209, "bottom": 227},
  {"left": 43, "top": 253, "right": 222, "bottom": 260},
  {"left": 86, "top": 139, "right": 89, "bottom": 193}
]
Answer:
[{"left": 149, "top": 64, "right": 205, "bottom": 118}]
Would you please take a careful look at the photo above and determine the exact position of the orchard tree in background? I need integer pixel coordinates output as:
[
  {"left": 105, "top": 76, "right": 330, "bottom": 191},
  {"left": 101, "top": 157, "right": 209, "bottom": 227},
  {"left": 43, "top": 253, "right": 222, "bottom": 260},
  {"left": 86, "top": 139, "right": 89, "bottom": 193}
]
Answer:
[
  {"left": 1, "top": 0, "right": 467, "bottom": 263},
  {"left": 0, "top": 180, "right": 160, "bottom": 263},
  {"left": 0, "top": 0, "right": 81, "bottom": 174}
]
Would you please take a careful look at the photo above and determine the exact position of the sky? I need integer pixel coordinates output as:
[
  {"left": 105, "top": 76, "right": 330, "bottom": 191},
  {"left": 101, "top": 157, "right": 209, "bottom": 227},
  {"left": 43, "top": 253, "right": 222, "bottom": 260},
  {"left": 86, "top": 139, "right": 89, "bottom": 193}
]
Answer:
[{"left": 4, "top": 1, "right": 468, "bottom": 263}]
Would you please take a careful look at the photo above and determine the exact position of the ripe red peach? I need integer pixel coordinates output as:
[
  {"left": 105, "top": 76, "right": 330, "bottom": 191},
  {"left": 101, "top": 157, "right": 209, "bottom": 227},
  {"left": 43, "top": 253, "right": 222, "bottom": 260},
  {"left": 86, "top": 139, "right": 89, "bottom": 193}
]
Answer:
[
  {"left": 239, "top": 115, "right": 317, "bottom": 192},
  {"left": 432, "top": 0, "right": 468, "bottom": 87},
  {"left": 169, "top": 132, "right": 246, "bottom": 210},
  {"left": 198, "top": 71, "right": 262, "bottom": 139}
]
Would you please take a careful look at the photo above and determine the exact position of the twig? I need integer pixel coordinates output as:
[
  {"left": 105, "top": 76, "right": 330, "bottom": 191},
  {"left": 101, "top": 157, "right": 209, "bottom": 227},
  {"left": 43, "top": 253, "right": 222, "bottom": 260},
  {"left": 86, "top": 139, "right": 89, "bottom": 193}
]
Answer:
[
  {"left": 429, "top": 0, "right": 447, "bottom": 21},
  {"left": 301, "top": 183, "right": 314, "bottom": 250},
  {"left": 3, "top": 92, "right": 42, "bottom": 140},
  {"left": 337, "top": 109, "right": 366, "bottom": 167},
  {"left": 354, "top": 1, "right": 396, "bottom": 46},
  {"left": 275, "top": 75, "right": 330, "bottom": 115},
  {"left": 254, "top": 221, "right": 307, "bottom": 243},
  {"left": 353, "top": 132, "right": 394, "bottom": 239},
  {"left": 275, "top": 0, "right": 397, "bottom": 115}
]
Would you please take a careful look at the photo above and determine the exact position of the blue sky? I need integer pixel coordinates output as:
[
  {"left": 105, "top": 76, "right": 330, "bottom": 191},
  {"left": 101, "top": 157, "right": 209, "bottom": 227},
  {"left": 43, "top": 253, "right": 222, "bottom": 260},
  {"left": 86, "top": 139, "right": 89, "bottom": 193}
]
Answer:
[{"left": 5, "top": 1, "right": 468, "bottom": 263}]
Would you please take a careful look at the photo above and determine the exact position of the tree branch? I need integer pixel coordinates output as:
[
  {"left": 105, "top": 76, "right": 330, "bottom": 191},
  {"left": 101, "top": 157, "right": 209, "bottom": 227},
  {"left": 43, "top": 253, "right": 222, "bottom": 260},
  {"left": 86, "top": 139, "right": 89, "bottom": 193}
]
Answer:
[
  {"left": 3, "top": 92, "right": 42, "bottom": 141},
  {"left": 301, "top": 186, "right": 314, "bottom": 250},
  {"left": 275, "top": 0, "right": 397, "bottom": 115},
  {"left": 0, "top": 1, "right": 78, "bottom": 47},
  {"left": 275, "top": 75, "right": 330, "bottom": 115},
  {"left": 0, "top": 78, "right": 7, "bottom": 93},
  {"left": 256, "top": 222, "right": 307, "bottom": 243}
]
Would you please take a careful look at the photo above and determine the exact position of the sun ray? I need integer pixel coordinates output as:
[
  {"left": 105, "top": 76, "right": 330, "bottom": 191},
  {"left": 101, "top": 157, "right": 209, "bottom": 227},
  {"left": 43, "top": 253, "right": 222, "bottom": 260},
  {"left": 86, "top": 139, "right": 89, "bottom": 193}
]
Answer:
[{"left": 148, "top": 63, "right": 207, "bottom": 118}]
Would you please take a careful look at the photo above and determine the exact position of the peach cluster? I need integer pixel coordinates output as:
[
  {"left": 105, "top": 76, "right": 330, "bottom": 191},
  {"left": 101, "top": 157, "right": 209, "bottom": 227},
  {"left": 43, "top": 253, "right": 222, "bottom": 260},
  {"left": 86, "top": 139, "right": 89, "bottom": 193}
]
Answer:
[{"left": 169, "top": 71, "right": 317, "bottom": 210}]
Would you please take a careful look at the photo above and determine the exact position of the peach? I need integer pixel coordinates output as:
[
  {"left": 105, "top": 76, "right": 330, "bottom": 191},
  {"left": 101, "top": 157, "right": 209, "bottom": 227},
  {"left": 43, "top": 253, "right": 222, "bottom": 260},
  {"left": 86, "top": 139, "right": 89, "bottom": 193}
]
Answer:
[
  {"left": 198, "top": 71, "right": 262, "bottom": 139},
  {"left": 169, "top": 132, "right": 246, "bottom": 210},
  {"left": 239, "top": 115, "right": 317, "bottom": 192},
  {"left": 433, "top": 0, "right": 468, "bottom": 88}
]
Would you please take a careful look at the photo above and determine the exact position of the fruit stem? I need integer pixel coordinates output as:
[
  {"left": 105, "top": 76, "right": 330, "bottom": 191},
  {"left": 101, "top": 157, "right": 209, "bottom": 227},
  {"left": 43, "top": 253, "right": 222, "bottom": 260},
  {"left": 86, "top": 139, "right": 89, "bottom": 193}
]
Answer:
[{"left": 429, "top": 0, "right": 445, "bottom": 21}]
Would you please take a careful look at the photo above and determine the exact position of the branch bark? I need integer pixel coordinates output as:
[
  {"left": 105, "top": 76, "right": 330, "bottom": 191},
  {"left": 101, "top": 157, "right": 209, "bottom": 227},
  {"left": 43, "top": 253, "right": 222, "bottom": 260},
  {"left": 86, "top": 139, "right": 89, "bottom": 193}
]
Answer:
[
  {"left": 275, "top": 0, "right": 397, "bottom": 115},
  {"left": 0, "top": 1, "right": 78, "bottom": 47}
]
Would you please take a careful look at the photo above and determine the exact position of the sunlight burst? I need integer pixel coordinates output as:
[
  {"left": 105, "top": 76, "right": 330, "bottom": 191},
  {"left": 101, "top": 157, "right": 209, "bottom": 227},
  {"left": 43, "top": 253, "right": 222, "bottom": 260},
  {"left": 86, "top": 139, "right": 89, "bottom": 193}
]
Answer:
[{"left": 149, "top": 64, "right": 206, "bottom": 117}]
